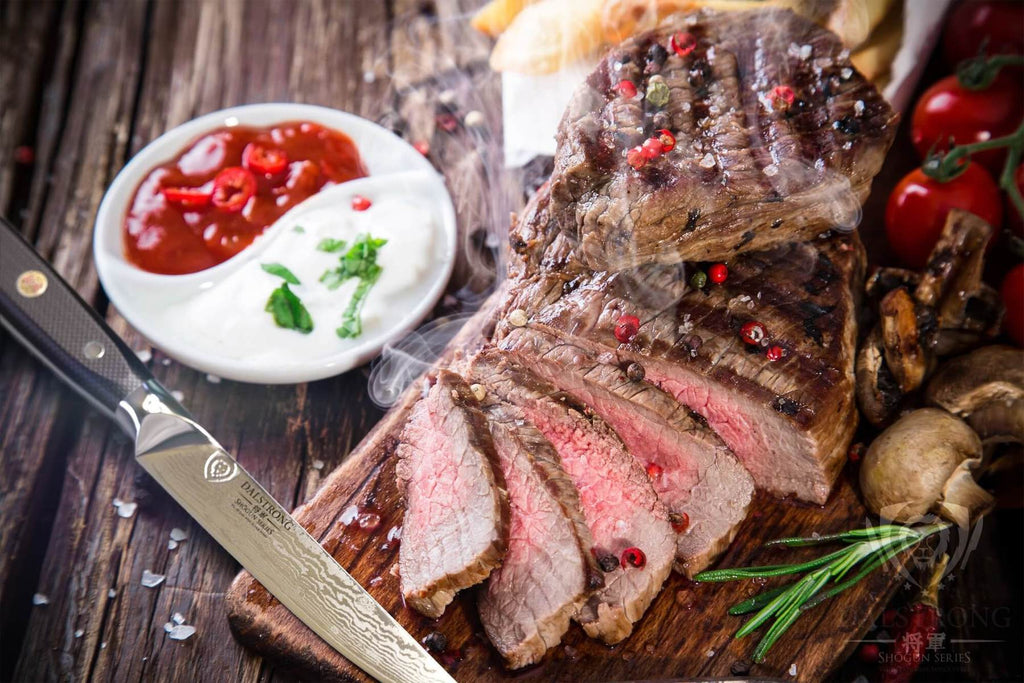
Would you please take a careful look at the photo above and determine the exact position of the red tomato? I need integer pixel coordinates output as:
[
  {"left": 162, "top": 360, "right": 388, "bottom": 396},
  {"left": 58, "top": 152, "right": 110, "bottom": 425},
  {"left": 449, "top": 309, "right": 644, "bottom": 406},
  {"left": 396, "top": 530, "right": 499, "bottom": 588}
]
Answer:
[
  {"left": 211, "top": 166, "right": 256, "bottom": 213},
  {"left": 1007, "top": 164, "right": 1024, "bottom": 235},
  {"left": 161, "top": 186, "right": 212, "bottom": 208},
  {"left": 910, "top": 73, "right": 1023, "bottom": 176},
  {"left": 943, "top": 1, "right": 1024, "bottom": 67},
  {"left": 1001, "top": 263, "right": 1024, "bottom": 346},
  {"left": 885, "top": 163, "right": 1003, "bottom": 269},
  {"left": 242, "top": 143, "right": 288, "bottom": 175}
]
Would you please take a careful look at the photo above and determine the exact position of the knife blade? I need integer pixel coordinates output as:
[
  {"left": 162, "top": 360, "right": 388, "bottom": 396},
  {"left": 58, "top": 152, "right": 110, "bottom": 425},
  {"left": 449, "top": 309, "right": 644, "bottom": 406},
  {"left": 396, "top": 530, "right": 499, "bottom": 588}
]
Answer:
[{"left": 0, "top": 216, "right": 454, "bottom": 683}]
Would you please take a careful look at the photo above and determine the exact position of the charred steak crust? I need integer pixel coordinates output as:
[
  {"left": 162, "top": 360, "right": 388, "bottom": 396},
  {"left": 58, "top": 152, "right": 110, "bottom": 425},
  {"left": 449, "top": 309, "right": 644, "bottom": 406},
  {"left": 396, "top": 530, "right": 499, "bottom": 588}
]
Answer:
[
  {"left": 499, "top": 327, "right": 754, "bottom": 576},
  {"left": 548, "top": 8, "right": 897, "bottom": 270},
  {"left": 477, "top": 398, "right": 603, "bottom": 669},
  {"left": 396, "top": 370, "right": 510, "bottom": 618},
  {"left": 467, "top": 351, "right": 676, "bottom": 645},
  {"left": 496, "top": 233, "right": 865, "bottom": 504}
]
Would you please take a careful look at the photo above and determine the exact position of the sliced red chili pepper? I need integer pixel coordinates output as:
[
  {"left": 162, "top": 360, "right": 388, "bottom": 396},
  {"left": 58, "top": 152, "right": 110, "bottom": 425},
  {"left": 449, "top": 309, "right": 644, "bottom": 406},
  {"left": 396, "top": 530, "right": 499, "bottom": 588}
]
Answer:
[
  {"left": 242, "top": 143, "right": 288, "bottom": 175},
  {"left": 211, "top": 167, "right": 256, "bottom": 213},
  {"left": 351, "top": 195, "right": 372, "bottom": 211},
  {"left": 645, "top": 463, "right": 663, "bottom": 479},
  {"left": 161, "top": 186, "right": 213, "bottom": 209},
  {"left": 769, "top": 85, "right": 796, "bottom": 111},
  {"left": 766, "top": 345, "right": 785, "bottom": 362}
]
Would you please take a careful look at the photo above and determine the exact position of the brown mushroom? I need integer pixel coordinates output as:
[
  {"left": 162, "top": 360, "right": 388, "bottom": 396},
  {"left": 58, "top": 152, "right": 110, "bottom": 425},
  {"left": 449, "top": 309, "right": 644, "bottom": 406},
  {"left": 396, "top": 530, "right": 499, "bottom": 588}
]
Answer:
[
  {"left": 879, "top": 287, "right": 934, "bottom": 393},
  {"left": 925, "top": 345, "right": 1024, "bottom": 444},
  {"left": 860, "top": 408, "right": 994, "bottom": 527},
  {"left": 855, "top": 326, "right": 903, "bottom": 427}
]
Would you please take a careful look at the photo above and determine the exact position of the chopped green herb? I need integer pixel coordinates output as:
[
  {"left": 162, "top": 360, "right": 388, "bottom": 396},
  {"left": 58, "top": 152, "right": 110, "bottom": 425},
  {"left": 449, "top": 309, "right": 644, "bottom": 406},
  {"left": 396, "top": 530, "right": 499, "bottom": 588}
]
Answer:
[
  {"left": 265, "top": 282, "right": 313, "bottom": 333},
  {"left": 317, "top": 237, "right": 348, "bottom": 253},
  {"left": 319, "top": 233, "right": 387, "bottom": 339},
  {"left": 261, "top": 262, "right": 301, "bottom": 285},
  {"left": 319, "top": 233, "right": 387, "bottom": 290},
  {"left": 292, "top": 225, "right": 305, "bottom": 233}
]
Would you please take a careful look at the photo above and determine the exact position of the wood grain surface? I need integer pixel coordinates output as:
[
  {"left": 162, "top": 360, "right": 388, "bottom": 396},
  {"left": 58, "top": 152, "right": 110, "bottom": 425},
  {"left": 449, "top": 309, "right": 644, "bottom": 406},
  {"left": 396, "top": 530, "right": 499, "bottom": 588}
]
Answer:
[{"left": 0, "top": 1, "right": 1019, "bottom": 682}]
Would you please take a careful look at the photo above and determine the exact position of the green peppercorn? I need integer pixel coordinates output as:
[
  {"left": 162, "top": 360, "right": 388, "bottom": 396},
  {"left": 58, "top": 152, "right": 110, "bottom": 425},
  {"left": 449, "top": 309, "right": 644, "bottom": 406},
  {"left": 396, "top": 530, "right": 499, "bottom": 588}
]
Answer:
[
  {"left": 645, "top": 76, "right": 670, "bottom": 107},
  {"left": 690, "top": 270, "right": 708, "bottom": 289}
]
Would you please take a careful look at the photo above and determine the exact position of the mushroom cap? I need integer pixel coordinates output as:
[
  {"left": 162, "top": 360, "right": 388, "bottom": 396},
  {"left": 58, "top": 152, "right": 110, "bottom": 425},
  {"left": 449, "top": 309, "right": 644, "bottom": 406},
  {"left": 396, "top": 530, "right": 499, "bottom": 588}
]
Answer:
[
  {"left": 860, "top": 408, "right": 992, "bottom": 525},
  {"left": 926, "top": 345, "right": 1024, "bottom": 443}
]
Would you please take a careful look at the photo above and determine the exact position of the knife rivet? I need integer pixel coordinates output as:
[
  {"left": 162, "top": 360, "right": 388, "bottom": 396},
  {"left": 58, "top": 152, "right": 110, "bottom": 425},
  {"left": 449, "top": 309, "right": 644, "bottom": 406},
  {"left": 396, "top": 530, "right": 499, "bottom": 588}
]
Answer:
[
  {"left": 83, "top": 340, "right": 105, "bottom": 359},
  {"left": 15, "top": 270, "right": 47, "bottom": 298}
]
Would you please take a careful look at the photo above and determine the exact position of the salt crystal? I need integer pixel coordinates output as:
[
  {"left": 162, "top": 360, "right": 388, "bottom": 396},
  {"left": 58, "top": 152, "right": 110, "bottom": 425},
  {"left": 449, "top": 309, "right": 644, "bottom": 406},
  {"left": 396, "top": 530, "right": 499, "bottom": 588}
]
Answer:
[
  {"left": 172, "top": 612, "right": 185, "bottom": 625},
  {"left": 368, "top": 576, "right": 383, "bottom": 587},
  {"left": 100, "top": 642, "right": 107, "bottom": 649},
  {"left": 168, "top": 625, "right": 196, "bottom": 641},
  {"left": 707, "top": 649, "right": 715, "bottom": 657},
  {"left": 170, "top": 390, "right": 184, "bottom": 402},
  {"left": 363, "top": 71, "right": 375, "bottom": 83},
  {"left": 387, "top": 526, "right": 403, "bottom": 542},
  {"left": 168, "top": 540, "right": 178, "bottom": 550},
  {"left": 464, "top": 110, "right": 485, "bottom": 128},
  {"left": 113, "top": 498, "right": 123, "bottom": 508},
  {"left": 115, "top": 502, "right": 137, "bottom": 518},
  {"left": 74, "top": 629, "right": 84, "bottom": 638},
  {"left": 108, "top": 589, "right": 117, "bottom": 598},
  {"left": 141, "top": 570, "right": 165, "bottom": 588},
  {"left": 164, "top": 622, "right": 174, "bottom": 633},
  {"left": 843, "top": 141, "right": 853, "bottom": 150},
  {"left": 682, "top": 101, "right": 692, "bottom": 113},
  {"left": 854, "top": 100, "right": 865, "bottom": 116},
  {"left": 789, "top": 663, "right": 797, "bottom": 676},
  {"left": 161, "top": 357, "right": 171, "bottom": 366},
  {"left": 708, "top": 104, "right": 720, "bottom": 116},
  {"left": 812, "top": 531, "right": 821, "bottom": 539},
  {"left": 32, "top": 593, "right": 48, "bottom": 605},
  {"left": 814, "top": 57, "right": 833, "bottom": 70},
  {"left": 841, "top": 67, "right": 853, "bottom": 80},
  {"left": 699, "top": 153, "right": 716, "bottom": 169},
  {"left": 205, "top": 374, "right": 221, "bottom": 384},
  {"left": 312, "top": 459, "right": 325, "bottom": 471},
  {"left": 763, "top": 164, "right": 779, "bottom": 177},
  {"left": 136, "top": 348, "right": 152, "bottom": 363},
  {"left": 438, "top": 89, "right": 456, "bottom": 106},
  {"left": 340, "top": 505, "right": 359, "bottom": 526},
  {"left": 799, "top": 44, "right": 812, "bottom": 60},
  {"left": 787, "top": 42, "right": 801, "bottom": 58}
]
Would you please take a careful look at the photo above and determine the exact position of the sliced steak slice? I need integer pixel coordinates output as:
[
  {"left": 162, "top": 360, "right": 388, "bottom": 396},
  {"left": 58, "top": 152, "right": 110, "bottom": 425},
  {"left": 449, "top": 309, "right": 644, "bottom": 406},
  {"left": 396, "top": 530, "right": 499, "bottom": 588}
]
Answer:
[
  {"left": 496, "top": 233, "right": 864, "bottom": 504},
  {"left": 500, "top": 327, "right": 753, "bottom": 576},
  {"left": 549, "top": 8, "right": 897, "bottom": 271},
  {"left": 477, "top": 399, "right": 603, "bottom": 669},
  {"left": 467, "top": 351, "right": 675, "bottom": 644},
  {"left": 396, "top": 370, "right": 509, "bottom": 618}
]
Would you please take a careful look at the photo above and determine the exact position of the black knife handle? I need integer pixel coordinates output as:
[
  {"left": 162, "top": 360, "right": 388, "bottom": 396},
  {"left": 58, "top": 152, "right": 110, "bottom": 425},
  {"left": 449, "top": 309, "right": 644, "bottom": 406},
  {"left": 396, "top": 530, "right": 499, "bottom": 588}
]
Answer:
[{"left": 0, "top": 215, "right": 152, "bottom": 423}]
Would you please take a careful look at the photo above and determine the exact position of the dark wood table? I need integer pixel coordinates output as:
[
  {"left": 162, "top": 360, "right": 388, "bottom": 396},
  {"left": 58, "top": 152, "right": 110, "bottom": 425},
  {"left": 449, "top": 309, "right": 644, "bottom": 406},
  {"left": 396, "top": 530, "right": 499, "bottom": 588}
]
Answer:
[{"left": 0, "top": 2, "right": 1020, "bottom": 682}]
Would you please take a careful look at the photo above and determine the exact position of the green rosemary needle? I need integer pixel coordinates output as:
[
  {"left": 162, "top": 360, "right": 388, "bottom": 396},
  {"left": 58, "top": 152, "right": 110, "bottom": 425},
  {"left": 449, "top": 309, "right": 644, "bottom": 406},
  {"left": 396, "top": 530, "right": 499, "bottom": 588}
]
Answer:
[{"left": 694, "top": 523, "right": 949, "bottom": 663}]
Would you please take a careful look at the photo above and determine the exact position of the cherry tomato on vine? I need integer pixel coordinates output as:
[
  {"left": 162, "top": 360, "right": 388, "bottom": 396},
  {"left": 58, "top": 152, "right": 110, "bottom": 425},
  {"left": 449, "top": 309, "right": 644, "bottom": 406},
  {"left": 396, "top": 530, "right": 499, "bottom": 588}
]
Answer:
[
  {"left": 911, "top": 73, "right": 1023, "bottom": 176},
  {"left": 1001, "top": 264, "right": 1024, "bottom": 346},
  {"left": 1006, "top": 164, "right": 1024, "bottom": 236},
  {"left": 885, "top": 163, "right": 1003, "bottom": 269},
  {"left": 943, "top": 1, "right": 1024, "bottom": 68}
]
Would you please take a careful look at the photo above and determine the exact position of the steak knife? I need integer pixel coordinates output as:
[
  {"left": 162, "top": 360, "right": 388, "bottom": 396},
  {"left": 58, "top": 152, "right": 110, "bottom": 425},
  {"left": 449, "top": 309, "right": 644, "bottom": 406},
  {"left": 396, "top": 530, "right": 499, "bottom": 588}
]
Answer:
[{"left": 0, "top": 217, "right": 454, "bottom": 683}]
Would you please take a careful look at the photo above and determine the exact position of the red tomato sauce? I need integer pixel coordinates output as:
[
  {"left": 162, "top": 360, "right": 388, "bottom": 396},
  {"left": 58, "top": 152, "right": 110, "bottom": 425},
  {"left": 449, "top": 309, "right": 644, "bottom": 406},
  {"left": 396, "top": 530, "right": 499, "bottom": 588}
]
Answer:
[{"left": 124, "top": 121, "right": 368, "bottom": 274}]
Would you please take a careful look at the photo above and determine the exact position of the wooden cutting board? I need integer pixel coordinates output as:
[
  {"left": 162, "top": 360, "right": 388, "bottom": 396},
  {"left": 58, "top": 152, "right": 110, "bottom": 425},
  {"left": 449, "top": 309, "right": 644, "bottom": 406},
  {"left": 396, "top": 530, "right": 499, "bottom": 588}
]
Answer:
[{"left": 224, "top": 300, "right": 911, "bottom": 683}]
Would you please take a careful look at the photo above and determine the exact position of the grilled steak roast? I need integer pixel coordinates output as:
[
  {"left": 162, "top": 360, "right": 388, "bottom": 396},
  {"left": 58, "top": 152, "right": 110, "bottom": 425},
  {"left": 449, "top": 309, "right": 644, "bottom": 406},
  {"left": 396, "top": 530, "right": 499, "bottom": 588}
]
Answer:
[
  {"left": 549, "top": 8, "right": 897, "bottom": 270},
  {"left": 467, "top": 351, "right": 676, "bottom": 645},
  {"left": 500, "top": 327, "right": 753, "bottom": 575},
  {"left": 396, "top": 371, "right": 509, "bottom": 618},
  {"left": 477, "top": 399, "right": 603, "bottom": 669},
  {"left": 497, "top": 231, "right": 865, "bottom": 504}
]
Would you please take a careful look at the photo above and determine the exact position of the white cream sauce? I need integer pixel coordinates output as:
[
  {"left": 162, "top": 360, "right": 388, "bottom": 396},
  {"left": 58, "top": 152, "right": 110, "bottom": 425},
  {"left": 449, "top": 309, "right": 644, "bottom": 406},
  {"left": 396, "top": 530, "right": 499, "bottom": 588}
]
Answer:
[{"left": 154, "top": 186, "right": 441, "bottom": 366}]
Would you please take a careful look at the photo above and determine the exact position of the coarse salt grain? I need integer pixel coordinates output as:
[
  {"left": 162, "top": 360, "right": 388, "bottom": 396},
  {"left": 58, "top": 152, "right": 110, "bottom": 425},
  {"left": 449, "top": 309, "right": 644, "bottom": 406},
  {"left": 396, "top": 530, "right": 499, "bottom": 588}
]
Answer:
[
  {"left": 699, "top": 153, "right": 716, "bottom": 169},
  {"left": 136, "top": 348, "right": 152, "bottom": 363},
  {"left": 168, "top": 540, "right": 178, "bottom": 550},
  {"left": 115, "top": 501, "right": 137, "bottom": 519},
  {"left": 74, "top": 629, "right": 84, "bottom": 638},
  {"left": 170, "top": 390, "right": 184, "bottom": 402},
  {"left": 707, "top": 649, "right": 715, "bottom": 657},
  {"left": 167, "top": 625, "right": 196, "bottom": 641},
  {"left": 141, "top": 570, "right": 165, "bottom": 588},
  {"left": 464, "top": 110, "right": 485, "bottom": 128},
  {"left": 205, "top": 374, "right": 221, "bottom": 384},
  {"left": 789, "top": 664, "right": 798, "bottom": 676},
  {"left": 854, "top": 100, "right": 865, "bottom": 115},
  {"left": 387, "top": 526, "right": 403, "bottom": 542},
  {"left": 164, "top": 622, "right": 174, "bottom": 633},
  {"left": 108, "top": 589, "right": 117, "bottom": 598},
  {"left": 340, "top": 505, "right": 359, "bottom": 526},
  {"left": 799, "top": 45, "right": 812, "bottom": 60},
  {"left": 32, "top": 593, "right": 48, "bottom": 605},
  {"left": 170, "top": 528, "right": 187, "bottom": 542},
  {"left": 763, "top": 164, "right": 779, "bottom": 177},
  {"left": 312, "top": 459, "right": 325, "bottom": 471},
  {"left": 172, "top": 612, "right": 185, "bottom": 625},
  {"left": 363, "top": 71, "right": 375, "bottom": 83}
]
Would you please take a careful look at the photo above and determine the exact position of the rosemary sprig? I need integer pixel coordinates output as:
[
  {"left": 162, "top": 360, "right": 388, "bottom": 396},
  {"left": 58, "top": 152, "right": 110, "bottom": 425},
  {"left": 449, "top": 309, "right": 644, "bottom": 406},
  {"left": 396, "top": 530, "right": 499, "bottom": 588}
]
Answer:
[{"left": 695, "top": 523, "right": 949, "bottom": 663}]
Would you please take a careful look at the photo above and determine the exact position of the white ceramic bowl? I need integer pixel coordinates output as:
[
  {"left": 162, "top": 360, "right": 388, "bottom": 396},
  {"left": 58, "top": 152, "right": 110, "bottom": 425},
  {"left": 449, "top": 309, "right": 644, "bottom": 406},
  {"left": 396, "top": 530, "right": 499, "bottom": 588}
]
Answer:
[{"left": 94, "top": 103, "right": 456, "bottom": 384}]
